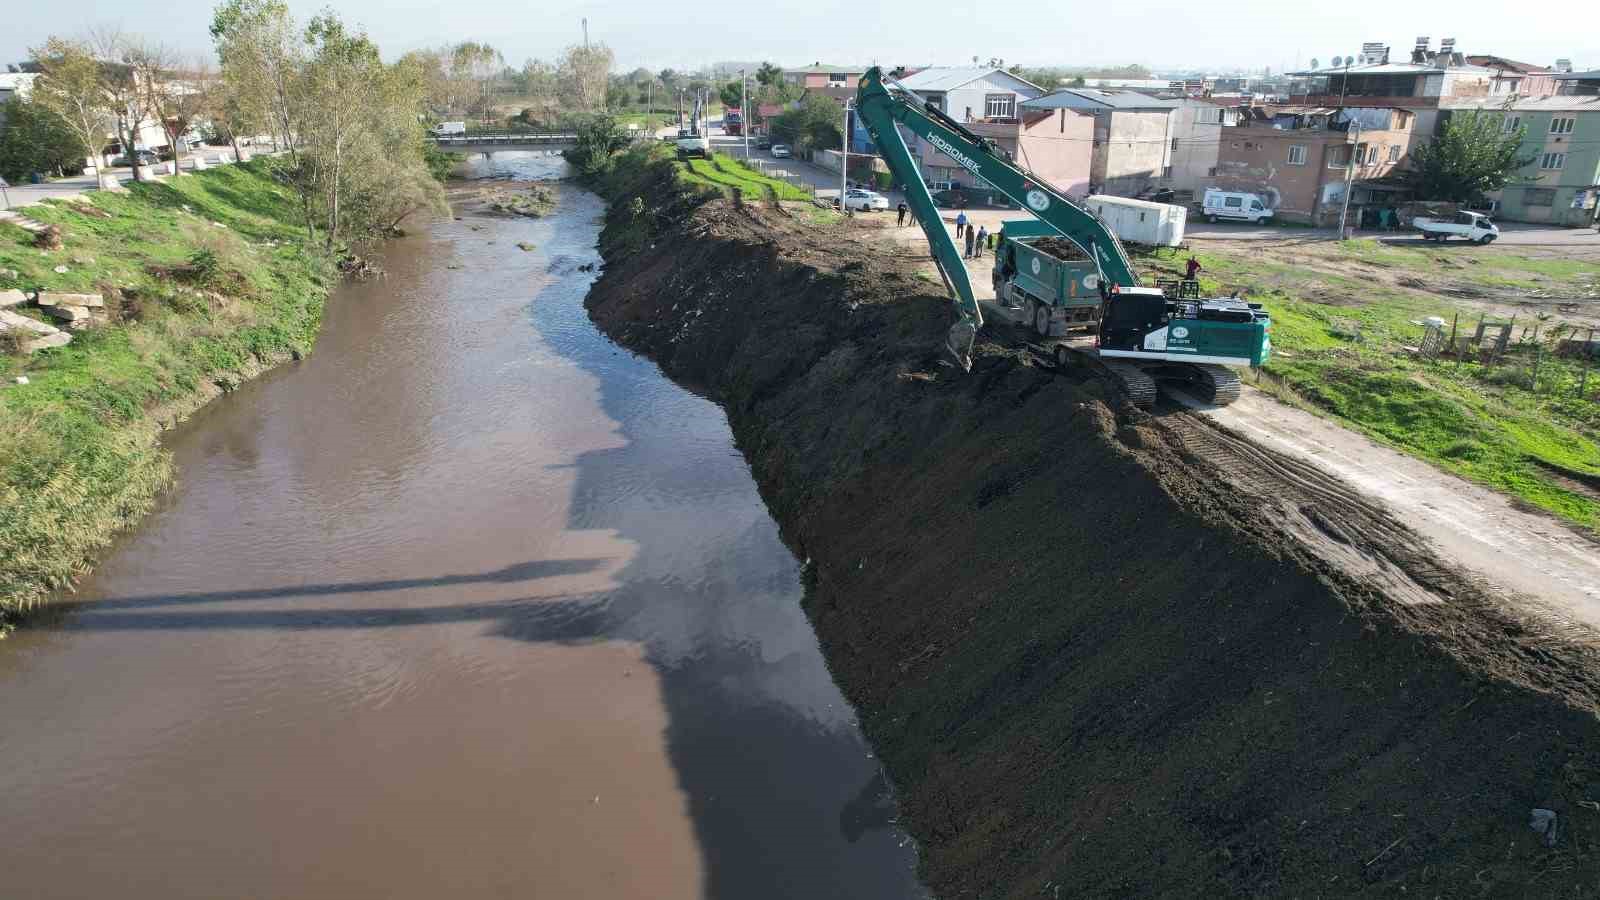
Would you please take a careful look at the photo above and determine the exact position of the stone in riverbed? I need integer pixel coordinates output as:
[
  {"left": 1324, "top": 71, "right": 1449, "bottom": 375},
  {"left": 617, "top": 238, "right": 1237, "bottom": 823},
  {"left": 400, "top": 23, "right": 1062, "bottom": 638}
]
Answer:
[{"left": 0, "top": 289, "right": 27, "bottom": 308}]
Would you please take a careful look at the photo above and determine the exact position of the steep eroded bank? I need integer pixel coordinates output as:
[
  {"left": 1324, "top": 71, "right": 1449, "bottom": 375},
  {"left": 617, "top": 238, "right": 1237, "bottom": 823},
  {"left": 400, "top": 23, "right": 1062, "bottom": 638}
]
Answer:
[{"left": 583, "top": 153, "right": 1600, "bottom": 896}]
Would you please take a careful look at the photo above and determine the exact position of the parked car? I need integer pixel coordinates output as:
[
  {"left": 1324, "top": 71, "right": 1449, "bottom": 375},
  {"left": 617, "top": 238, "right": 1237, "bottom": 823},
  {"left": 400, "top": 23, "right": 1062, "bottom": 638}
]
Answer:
[
  {"left": 770, "top": 143, "right": 791, "bottom": 158},
  {"left": 842, "top": 188, "right": 890, "bottom": 212},
  {"left": 755, "top": 135, "right": 772, "bottom": 150},
  {"left": 1202, "top": 188, "right": 1273, "bottom": 224},
  {"left": 1413, "top": 210, "right": 1499, "bottom": 244},
  {"left": 111, "top": 150, "right": 161, "bottom": 168}
]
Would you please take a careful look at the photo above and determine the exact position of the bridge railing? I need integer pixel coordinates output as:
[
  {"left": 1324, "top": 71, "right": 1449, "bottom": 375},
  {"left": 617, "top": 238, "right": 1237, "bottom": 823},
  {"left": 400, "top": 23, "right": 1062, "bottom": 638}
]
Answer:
[{"left": 428, "top": 132, "right": 578, "bottom": 144}]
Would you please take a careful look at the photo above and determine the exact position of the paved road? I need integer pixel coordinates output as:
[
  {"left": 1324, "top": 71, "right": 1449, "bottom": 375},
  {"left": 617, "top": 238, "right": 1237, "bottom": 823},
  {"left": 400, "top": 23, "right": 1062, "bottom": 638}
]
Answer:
[
  {"left": 2, "top": 149, "right": 254, "bottom": 210},
  {"left": 1187, "top": 219, "right": 1600, "bottom": 247}
]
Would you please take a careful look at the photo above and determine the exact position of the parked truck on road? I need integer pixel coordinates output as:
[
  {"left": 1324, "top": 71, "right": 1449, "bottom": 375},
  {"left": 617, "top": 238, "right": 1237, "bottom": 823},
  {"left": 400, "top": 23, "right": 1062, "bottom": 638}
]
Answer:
[{"left": 1413, "top": 210, "right": 1499, "bottom": 244}]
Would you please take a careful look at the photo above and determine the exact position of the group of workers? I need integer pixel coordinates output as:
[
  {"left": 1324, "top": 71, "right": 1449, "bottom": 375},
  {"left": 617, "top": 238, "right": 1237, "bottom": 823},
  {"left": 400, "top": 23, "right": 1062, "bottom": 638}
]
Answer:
[{"left": 893, "top": 202, "right": 993, "bottom": 259}]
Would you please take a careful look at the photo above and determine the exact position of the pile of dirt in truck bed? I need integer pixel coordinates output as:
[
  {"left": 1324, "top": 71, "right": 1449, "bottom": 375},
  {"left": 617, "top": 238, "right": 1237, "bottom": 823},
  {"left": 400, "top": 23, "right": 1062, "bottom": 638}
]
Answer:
[
  {"left": 584, "top": 167, "right": 1600, "bottom": 895},
  {"left": 1030, "top": 235, "right": 1090, "bottom": 261}
]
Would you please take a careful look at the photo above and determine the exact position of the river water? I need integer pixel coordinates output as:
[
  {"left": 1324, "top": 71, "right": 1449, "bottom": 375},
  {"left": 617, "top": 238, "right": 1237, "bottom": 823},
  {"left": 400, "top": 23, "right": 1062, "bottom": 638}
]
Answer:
[{"left": 0, "top": 155, "right": 923, "bottom": 899}]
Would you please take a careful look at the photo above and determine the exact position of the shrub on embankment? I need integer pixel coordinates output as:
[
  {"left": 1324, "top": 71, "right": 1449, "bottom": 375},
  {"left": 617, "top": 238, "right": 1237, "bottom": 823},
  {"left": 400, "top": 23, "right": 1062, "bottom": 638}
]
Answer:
[
  {"left": 582, "top": 159, "right": 1600, "bottom": 895},
  {"left": 0, "top": 161, "right": 330, "bottom": 622}
]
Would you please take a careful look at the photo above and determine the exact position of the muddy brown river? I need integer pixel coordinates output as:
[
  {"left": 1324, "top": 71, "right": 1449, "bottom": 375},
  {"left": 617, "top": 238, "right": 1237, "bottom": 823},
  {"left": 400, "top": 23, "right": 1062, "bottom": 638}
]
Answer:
[{"left": 0, "top": 156, "right": 923, "bottom": 898}]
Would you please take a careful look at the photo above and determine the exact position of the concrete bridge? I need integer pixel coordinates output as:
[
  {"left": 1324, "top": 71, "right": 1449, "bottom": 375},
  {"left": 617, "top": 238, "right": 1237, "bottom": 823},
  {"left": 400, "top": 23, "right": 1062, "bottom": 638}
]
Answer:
[{"left": 428, "top": 132, "right": 578, "bottom": 155}]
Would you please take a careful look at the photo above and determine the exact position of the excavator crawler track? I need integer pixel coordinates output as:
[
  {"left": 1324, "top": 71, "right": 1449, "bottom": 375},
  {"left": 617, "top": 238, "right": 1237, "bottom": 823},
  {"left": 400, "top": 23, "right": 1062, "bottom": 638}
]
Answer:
[
  {"left": 1102, "top": 361, "right": 1158, "bottom": 410},
  {"left": 1195, "top": 364, "right": 1242, "bottom": 406}
]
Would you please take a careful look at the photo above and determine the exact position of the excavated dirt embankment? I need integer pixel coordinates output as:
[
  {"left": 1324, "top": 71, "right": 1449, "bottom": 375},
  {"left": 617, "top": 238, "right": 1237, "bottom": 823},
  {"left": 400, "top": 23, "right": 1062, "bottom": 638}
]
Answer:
[{"left": 584, "top": 163, "right": 1600, "bottom": 896}]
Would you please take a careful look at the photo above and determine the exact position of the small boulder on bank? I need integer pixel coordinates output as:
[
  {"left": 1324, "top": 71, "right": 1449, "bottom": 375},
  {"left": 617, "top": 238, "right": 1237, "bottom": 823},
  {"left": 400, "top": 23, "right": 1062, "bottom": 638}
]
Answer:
[
  {"left": 36, "top": 292, "right": 104, "bottom": 308},
  {"left": 0, "top": 289, "right": 27, "bottom": 309}
]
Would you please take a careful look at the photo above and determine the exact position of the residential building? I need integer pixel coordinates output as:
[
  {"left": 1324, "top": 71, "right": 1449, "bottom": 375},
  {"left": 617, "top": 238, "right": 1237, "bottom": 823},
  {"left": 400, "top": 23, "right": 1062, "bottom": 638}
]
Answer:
[
  {"left": 1464, "top": 55, "right": 1558, "bottom": 97},
  {"left": 782, "top": 65, "right": 865, "bottom": 91},
  {"left": 1555, "top": 70, "right": 1600, "bottom": 96},
  {"left": 893, "top": 67, "right": 1051, "bottom": 189},
  {"left": 0, "top": 72, "right": 38, "bottom": 132},
  {"left": 1211, "top": 106, "right": 1418, "bottom": 225},
  {"left": 1160, "top": 99, "right": 1239, "bottom": 200},
  {"left": 897, "top": 67, "right": 1044, "bottom": 126},
  {"left": 1288, "top": 38, "right": 1498, "bottom": 135},
  {"left": 1451, "top": 96, "right": 1600, "bottom": 225},
  {"left": 1021, "top": 88, "right": 1180, "bottom": 197}
]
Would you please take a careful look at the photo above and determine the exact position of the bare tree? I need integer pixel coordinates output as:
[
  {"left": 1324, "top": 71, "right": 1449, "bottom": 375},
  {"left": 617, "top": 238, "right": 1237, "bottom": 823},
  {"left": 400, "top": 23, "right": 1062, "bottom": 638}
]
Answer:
[
  {"left": 558, "top": 43, "right": 613, "bottom": 113},
  {"left": 28, "top": 37, "right": 115, "bottom": 184},
  {"left": 126, "top": 41, "right": 193, "bottom": 175},
  {"left": 88, "top": 27, "right": 159, "bottom": 183}
]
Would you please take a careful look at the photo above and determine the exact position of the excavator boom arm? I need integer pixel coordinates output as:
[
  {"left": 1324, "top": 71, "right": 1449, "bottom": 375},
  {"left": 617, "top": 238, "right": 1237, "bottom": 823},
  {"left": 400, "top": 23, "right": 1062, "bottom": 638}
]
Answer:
[{"left": 853, "top": 67, "right": 1140, "bottom": 299}]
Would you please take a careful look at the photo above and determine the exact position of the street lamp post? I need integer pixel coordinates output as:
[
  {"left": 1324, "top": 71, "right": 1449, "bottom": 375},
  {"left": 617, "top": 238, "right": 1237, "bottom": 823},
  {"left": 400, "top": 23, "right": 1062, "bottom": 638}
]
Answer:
[
  {"left": 741, "top": 69, "right": 750, "bottom": 158},
  {"left": 1337, "top": 121, "right": 1362, "bottom": 238}
]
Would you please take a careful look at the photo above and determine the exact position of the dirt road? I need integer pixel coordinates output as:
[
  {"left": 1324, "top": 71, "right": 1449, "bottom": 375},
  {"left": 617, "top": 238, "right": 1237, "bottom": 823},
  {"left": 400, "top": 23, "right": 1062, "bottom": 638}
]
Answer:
[{"left": 1185, "top": 387, "right": 1600, "bottom": 628}]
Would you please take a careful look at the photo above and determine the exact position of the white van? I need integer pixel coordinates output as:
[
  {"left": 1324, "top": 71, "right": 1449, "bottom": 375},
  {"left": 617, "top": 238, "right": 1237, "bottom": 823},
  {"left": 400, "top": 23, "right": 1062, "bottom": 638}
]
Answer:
[
  {"left": 1202, "top": 189, "right": 1272, "bottom": 224},
  {"left": 433, "top": 121, "right": 467, "bottom": 137}
]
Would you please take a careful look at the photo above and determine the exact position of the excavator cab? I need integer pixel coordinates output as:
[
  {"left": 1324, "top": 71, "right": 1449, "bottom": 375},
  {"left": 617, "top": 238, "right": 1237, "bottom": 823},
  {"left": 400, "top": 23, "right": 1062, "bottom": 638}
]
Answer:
[{"left": 1098, "top": 288, "right": 1168, "bottom": 353}]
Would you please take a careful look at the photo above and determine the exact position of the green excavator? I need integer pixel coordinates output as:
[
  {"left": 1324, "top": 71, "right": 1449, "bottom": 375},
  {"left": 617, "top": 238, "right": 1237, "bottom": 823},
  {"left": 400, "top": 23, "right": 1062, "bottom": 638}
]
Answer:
[{"left": 853, "top": 66, "right": 1270, "bottom": 406}]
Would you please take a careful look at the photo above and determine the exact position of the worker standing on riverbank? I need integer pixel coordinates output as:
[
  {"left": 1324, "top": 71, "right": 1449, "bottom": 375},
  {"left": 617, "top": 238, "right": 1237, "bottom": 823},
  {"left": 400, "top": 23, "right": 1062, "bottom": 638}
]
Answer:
[{"left": 896, "top": 201, "right": 908, "bottom": 226}]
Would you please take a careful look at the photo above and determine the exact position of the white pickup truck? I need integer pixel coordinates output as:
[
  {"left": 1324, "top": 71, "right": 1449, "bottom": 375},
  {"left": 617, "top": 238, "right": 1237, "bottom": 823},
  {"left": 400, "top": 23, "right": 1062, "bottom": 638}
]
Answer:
[
  {"left": 1413, "top": 210, "right": 1499, "bottom": 244},
  {"left": 675, "top": 129, "right": 710, "bottom": 158}
]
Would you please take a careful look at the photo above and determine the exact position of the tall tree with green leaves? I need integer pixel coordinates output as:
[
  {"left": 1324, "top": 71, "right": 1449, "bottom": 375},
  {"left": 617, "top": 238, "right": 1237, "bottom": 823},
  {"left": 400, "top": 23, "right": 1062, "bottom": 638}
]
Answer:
[
  {"left": 0, "top": 96, "right": 85, "bottom": 182},
  {"left": 210, "top": 0, "right": 302, "bottom": 158},
  {"left": 27, "top": 37, "right": 114, "bottom": 176},
  {"left": 754, "top": 62, "right": 783, "bottom": 87},
  {"left": 770, "top": 91, "right": 843, "bottom": 152},
  {"left": 1403, "top": 109, "right": 1537, "bottom": 202},
  {"left": 718, "top": 80, "right": 743, "bottom": 109}
]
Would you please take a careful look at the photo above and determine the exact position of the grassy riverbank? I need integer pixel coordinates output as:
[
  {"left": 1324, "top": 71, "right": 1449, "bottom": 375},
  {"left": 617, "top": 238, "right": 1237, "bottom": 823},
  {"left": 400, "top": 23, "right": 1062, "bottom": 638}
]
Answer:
[
  {"left": 1144, "top": 238, "right": 1600, "bottom": 531},
  {"left": 0, "top": 161, "right": 331, "bottom": 623}
]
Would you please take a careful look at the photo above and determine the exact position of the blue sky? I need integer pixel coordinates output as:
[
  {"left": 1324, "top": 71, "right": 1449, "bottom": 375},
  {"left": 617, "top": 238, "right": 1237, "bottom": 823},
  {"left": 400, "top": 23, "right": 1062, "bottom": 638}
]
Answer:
[{"left": 6, "top": 0, "right": 1596, "bottom": 75}]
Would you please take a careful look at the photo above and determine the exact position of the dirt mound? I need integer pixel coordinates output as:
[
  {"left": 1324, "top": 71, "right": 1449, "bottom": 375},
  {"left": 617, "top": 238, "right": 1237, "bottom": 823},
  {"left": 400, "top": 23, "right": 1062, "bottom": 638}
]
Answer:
[
  {"left": 1032, "top": 235, "right": 1089, "bottom": 261},
  {"left": 584, "top": 173, "right": 1600, "bottom": 896}
]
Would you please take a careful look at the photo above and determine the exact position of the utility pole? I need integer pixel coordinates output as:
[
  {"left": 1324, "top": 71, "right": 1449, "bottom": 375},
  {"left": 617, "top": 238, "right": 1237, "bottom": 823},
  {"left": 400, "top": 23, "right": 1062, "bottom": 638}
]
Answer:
[
  {"left": 582, "top": 18, "right": 589, "bottom": 48},
  {"left": 741, "top": 69, "right": 750, "bottom": 158},
  {"left": 841, "top": 98, "right": 851, "bottom": 217},
  {"left": 1337, "top": 120, "right": 1362, "bottom": 239}
]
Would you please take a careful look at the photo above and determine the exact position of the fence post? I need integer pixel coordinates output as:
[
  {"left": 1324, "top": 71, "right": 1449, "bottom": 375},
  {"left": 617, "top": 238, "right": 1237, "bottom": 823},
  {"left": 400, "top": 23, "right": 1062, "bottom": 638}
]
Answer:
[{"left": 1582, "top": 328, "right": 1596, "bottom": 399}]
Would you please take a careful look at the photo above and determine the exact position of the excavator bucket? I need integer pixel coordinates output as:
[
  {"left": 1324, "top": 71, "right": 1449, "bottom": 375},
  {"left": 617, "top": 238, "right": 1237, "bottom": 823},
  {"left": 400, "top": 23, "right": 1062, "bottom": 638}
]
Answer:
[{"left": 946, "top": 321, "right": 976, "bottom": 371}]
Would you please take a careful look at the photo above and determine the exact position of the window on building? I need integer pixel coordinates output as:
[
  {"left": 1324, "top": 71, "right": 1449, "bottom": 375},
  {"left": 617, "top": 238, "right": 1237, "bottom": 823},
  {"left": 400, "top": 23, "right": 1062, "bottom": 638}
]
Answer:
[
  {"left": 1366, "top": 145, "right": 1379, "bottom": 165},
  {"left": 1550, "top": 117, "right": 1575, "bottom": 135},
  {"left": 828, "top": 73, "right": 849, "bottom": 83},
  {"left": 1327, "top": 146, "right": 1351, "bottom": 168},
  {"left": 1208, "top": 166, "right": 1218, "bottom": 176},
  {"left": 1388, "top": 144, "right": 1401, "bottom": 163},
  {"left": 1541, "top": 152, "right": 1566, "bottom": 170},
  {"left": 1162, "top": 165, "right": 1172, "bottom": 178},
  {"left": 1525, "top": 187, "right": 1556, "bottom": 206},
  {"left": 985, "top": 93, "right": 1016, "bottom": 119},
  {"left": 1171, "top": 137, "right": 1179, "bottom": 152},
  {"left": 1287, "top": 144, "right": 1307, "bottom": 165},
  {"left": 1502, "top": 115, "right": 1521, "bottom": 133}
]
